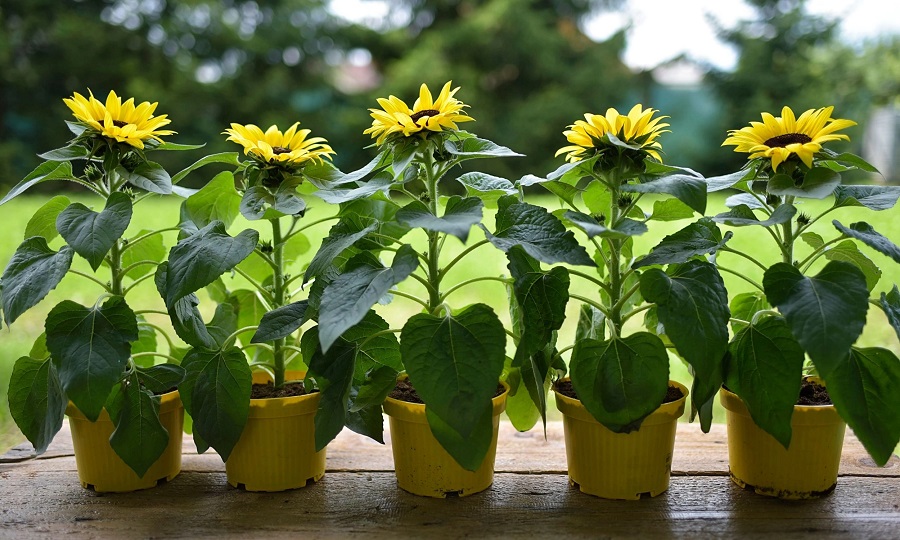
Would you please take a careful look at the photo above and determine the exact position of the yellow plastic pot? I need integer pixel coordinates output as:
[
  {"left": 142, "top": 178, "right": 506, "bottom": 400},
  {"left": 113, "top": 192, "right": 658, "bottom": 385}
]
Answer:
[
  {"left": 383, "top": 382, "right": 509, "bottom": 498},
  {"left": 225, "top": 370, "right": 326, "bottom": 492},
  {"left": 66, "top": 390, "right": 184, "bottom": 493},
  {"left": 720, "top": 385, "right": 846, "bottom": 499},
  {"left": 553, "top": 379, "right": 688, "bottom": 500}
]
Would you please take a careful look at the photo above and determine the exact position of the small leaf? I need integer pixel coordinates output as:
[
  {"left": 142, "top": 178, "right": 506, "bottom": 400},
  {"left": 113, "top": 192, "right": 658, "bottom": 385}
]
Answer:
[
  {"left": 109, "top": 377, "right": 170, "bottom": 477},
  {"left": 581, "top": 180, "right": 611, "bottom": 215},
  {"left": 564, "top": 211, "right": 647, "bottom": 239},
  {"left": 171, "top": 152, "right": 241, "bottom": 186},
  {"left": 633, "top": 218, "right": 731, "bottom": 268},
  {"left": 1, "top": 238, "right": 74, "bottom": 325},
  {"left": 724, "top": 193, "right": 765, "bottom": 209},
  {"left": 570, "top": 333, "right": 669, "bottom": 433},
  {"left": 705, "top": 170, "right": 749, "bottom": 192},
  {"left": 801, "top": 232, "right": 825, "bottom": 250},
  {"left": 305, "top": 332, "right": 356, "bottom": 451},
  {"left": 880, "top": 286, "right": 900, "bottom": 343},
  {"left": 729, "top": 291, "right": 769, "bottom": 333},
  {"left": 118, "top": 161, "right": 173, "bottom": 195},
  {"left": 833, "top": 220, "right": 900, "bottom": 264},
  {"left": 312, "top": 174, "right": 394, "bottom": 204},
  {"left": 712, "top": 203, "right": 796, "bottom": 227},
  {"left": 136, "top": 364, "right": 186, "bottom": 394},
  {"left": 0, "top": 162, "right": 78, "bottom": 206},
  {"left": 154, "top": 263, "right": 216, "bottom": 349},
  {"left": 575, "top": 304, "right": 606, "bottom": 342},
  {"left": 444, "top": 136, "right": 523, "bottom": 160},
  {"left": 824, "top": 240, "right": 881, "bottom": 291},
  {"left": 649, "top": 198, "right": 696, "bottom": 221},
  {"left": 45, "top": 296, "right": 138, "bottom": 422},
  {"left": 239, "top": 185, "right": 307, "bottom": 221},
  {"left": 121, "top": 229, "right": 166, "bottom": 280},
  {"left": 303, "top": 219, "right": 378, "bottom": 284},
  {"left": 824, "top": 152, "right": 879, "bottom": 173},
  {"left": 767, "top": 167, "right": 840, "bottom": 199},
  {"left": 38, "top": 145, "right": 90, "bottom": 161},
  {"left": 56, "top": 192, "right": 133, "bottom": 270},
  {"left": 621, "top": 173, "right": 707, "bottom": 214},
  {"left": 24, "top": 196, "right": 70, "bottom": 242},
  {"left": 763, "top": 261, "right": 869, "bottom": 373},
  {"left": 251, "top": 300, "right": 310, "bottom": 343},
  {"left": 183, "top": 171, "right": 242, "bottom": 229},
  {"left": 131, "top": 316, "right": 159, "bottom": 361},
  {"left": 396, "top": 196, "right": 484, "bottom": 242},
  {"left": 7, "top": 356, "right": 67, "bottom": 454},
  {"left": 833, "top": 185, "right": 900, "bottom": 211},
  {"left": 456, "top": 172, "right": 517, "bottom": 202}
]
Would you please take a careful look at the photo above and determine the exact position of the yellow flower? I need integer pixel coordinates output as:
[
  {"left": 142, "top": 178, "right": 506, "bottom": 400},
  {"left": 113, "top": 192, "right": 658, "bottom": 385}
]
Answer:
[
  {"left": 722, "top": 106, "right": 856, "bottom": 172},
  {"left": 63, "top": 90, "right": 174, "bottom": 149},
  {"left": 555, "top": 104, "right": 669, "bottom": 163},
  {"left": 363, "top": 81, "right": 474, "bottom": 145},
  {"left": 224, "top": 122, "right": 335, "bottom": 167}
]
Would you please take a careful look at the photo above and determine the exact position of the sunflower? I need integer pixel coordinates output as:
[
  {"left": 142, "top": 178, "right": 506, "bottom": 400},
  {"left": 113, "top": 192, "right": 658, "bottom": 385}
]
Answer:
[
  {"left": 722, "top": 106, "right": 856, "bottom": 172},
  {"left": 363, "top": 81, "right": 474, "bottom": 145},
  {"left": 63, "top": 90, "right": 174, "bottom": 149},
  {"left": 555, "top": 104, "right": 669, "bottom": 164},
  {"left": 224, "top": 122, "right": 335, "bottom": 167}
]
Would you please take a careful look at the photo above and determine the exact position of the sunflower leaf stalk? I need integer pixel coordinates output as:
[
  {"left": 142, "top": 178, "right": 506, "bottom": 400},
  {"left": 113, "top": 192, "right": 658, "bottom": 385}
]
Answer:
[{"left": 717, "top": 105, "right": 900, "bottom": 465}]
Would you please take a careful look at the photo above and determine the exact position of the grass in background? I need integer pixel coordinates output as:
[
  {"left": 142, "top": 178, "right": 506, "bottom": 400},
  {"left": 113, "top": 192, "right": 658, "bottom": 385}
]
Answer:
[{"left": 2, "top": 192, "right": 899, "bottom": 452}]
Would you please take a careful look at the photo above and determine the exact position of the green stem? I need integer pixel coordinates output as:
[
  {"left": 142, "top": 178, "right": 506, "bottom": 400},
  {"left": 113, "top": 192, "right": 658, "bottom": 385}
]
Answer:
[
  {"left": 121, "top": 228, "right": 181, "bottom": 253},
  {"left": 621, "top": 303, "right": 652, "bottom": 323},
  {"left": 424, "top": 157, "right": 443, "bottom": 311},
  {"left": 131, "top": 352, "right": 181, "bottom": 364},
  {"left": 389, "top": 289, "right": 431, "bottom": 310},
  {"left": 717, "top": 265, "right": 764, "bottom": 292},
  {"left": 568, "top": 269, "right": 612, "bottom": 294},
  {"left": 118, "top": 260, "right": 158, "bottom": 281},
  {"left": 271, "top": 218, "right": 287, "bottom": 388},
  {"left": 570, "top": 294, "right": 612, "bottom": 319},
  {"left": 139, "top": 321, "right": 177, "bottom": 352},
  {"left": 223, "top": 326, "right": 260, "bottom": 349},
  {"left": 780, "top": 195, "right": 796, "bottom": 265},
  {"left": 285, "top": 215, "right": 340, "bottom": 240},
  {"left": 233, "top": 266, "right": 275, "bottom": 305},
  {"left": 122, "top": 273, "right": 157, "bottom": 295},
  {"left": 798, "top": 236, "right": 845, "bottom": 272},
  {"left": 67, "top": 269, "right": 111, "bottom": 291},
  {"left": 719, "top": 246, "right": 769, "bottom": 271},
  {"left": 439, "top": 276, "right": 511, "bottom": 303},
  {"left": 439, "top": 239, "right": 490, "bottom": 280},
  {"left": 109, "top": 239, "right": 125, "bottom": 296}
]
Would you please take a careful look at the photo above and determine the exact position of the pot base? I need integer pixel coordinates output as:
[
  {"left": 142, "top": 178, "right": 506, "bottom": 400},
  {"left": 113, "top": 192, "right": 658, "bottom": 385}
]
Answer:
[{"left": 730, "top": 472, "right": 837, "bottom": 500}]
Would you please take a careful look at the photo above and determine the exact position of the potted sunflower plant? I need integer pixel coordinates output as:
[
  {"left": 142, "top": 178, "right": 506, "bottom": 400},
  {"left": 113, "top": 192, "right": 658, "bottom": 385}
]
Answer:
[
  {"left": 156, "top": 120, "right": 337, "bottom": 491},
  {"left": 300, "top": 81, "right": 593, "bottom": 497},
  {"left": 514, "top": 105, "right": 732, "bottom": 499},
  {"left": 713, "top": 105, "right": 900, "bottom": 498},
  {"left": 1, "top": 90, "right": 220, "bottom": 492}
]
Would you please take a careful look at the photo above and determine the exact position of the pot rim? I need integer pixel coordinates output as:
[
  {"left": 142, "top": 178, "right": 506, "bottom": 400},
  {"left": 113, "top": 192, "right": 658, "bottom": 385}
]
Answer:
[
  {"left": 719, "top": 384, "right": 843, "bottom": 424},
  {"left": 246, "top": 369, "right": 321, "bottom": 418},
  {"left": 552, "top": 378, "right": 689, "bottom": 426},
  {"left": 66, "top": 389, "right": 182, "bottom": 420},
  {"left": 383, "top": 377, "right": 510, "bottom": 422}
]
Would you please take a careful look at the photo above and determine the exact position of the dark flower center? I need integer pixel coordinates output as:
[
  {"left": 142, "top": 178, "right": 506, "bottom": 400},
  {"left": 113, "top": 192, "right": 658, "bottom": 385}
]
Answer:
[
  {"left": 272, "top": 146, "right": 291, "bottom": 155},
  {"left": 764, "top": 133, "right": 812, "bottom": 148},
  {"left": 410, "top": 109, "right": 440, "bottom": 123},
  {"left": 113, "top": 120, "right": 129, "bottom": 128}
]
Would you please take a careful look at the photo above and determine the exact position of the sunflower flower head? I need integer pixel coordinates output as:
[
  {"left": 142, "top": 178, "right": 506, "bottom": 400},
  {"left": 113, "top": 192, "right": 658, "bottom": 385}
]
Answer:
[
  {"left": 363, "top": 81, "right": 474, "bottom": 146},
  {"left": 722, "top": 106, "right": 856, "bottom": 172},
  {"left": 224, "top": 122, "right": 335, "bottom": 170},
  {"left": 63, "top": 90, "right": 174, "bottom": 149},
  {"left": 555, "top": 104, "right": 669, "bottom": 167}
]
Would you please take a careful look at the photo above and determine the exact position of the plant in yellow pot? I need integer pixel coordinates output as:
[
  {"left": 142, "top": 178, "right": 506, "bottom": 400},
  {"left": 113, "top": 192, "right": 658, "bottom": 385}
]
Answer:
[
  {"left": 0, "top": 89, "right": 219, "bottom": 492},
  {"left": 713, "top": 105, "right": 900, "bottom": 498},
  {"left": 513, "top": 105, "right": 732, "bottom": 499},
  {"left": 300, "top": 81, "right": 592, "bottom": 497},
  {"left": 157, "top": 120, "right": 337, "bottom": 491}
]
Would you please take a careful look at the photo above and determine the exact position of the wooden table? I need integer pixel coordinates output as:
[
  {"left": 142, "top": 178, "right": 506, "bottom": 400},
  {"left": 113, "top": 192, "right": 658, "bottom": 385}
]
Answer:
[{"left": 1, "top": 422, "right": 898, "bottom": 539}]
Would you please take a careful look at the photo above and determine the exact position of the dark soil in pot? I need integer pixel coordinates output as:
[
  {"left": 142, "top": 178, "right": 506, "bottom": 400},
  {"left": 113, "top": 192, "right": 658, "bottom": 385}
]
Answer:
[
  {"left": 797, "top": 379, "right": 831, "bottom": 405},
  {"left": 389, "top": 379, "right": 505, "bottom": 404},
  {"left": 554, "top": 380, "right": 684, "bottom": 404},
  {"left": 251, "top": 381, "right": 310, "bottom": 399}
]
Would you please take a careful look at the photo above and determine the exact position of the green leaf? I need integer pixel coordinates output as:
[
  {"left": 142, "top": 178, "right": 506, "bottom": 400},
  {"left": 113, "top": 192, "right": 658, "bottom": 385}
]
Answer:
[
  {"left": 7, "top": 356, "right": 66, "bottom": 454},
  {"left": 724, "top": 318, "right": 805, "bottom": 448},
  {"left": 180, "top": 346, "right": 251, "bottom": 460},
  {"left": 880, "top": 286, "right": 900, "bottom": 343},
  {"left": 484, "top": 198, "right": 594, "bottom": 266},
  {"left": 823, "top": 152, "right": 879, "bottom": 173},
  {"left": 633, "top": 218, "right": 731, "bottom": 268},
  {"left": 456, "top": 172, "right": 517, "bottom": 202},
  {"left": 171, "top": 152, "right": 241, "bottom": 186},
  {"left": 251, "top": 300, "right": 310, "bottom": 343},
  {"left": 228, "top": 289, "right": 268, "bottom": 336},
  {"left": 118, "top": 162, "right": 173, "bottom": 195},
  {"left": 305, "top": 331, "right": 356, "bottom": 451},
  {"left": 24, "top": 196, "right": 70, "bottom": 242},
  {"left": 155, "top": 142, "right": 206, "bottom": 152},
  {"left": 319, "top": 245, "right": 418, "bottom": 352},
  {"left": 45, "top": 296, "right": 138, "bottom": 421},
  {"left": 824, "top": 240, "right": 881, "bottom": 291},
  {"left": 570, "top": 333, "right": 669, "bottom": 433},
  {"left": 564, "top": 211, "right": 647, "bottom": 239},
  {"left": 426, "top": 402, "right": 494, "bottom": 472},
  {"left": 239, "top": 185, "right": 306, "bottom": 221},
  {"left": 1, "top": 238, "right": 74, "bottom": 325},
  {"left": 303, "top": 220, "right": 378, "bottom": 284},
  {"left": 729, "top": 291, "right": 769, "bottom": 333},
  {"left": 154, "top": 263, "right": 216, "bottom": 349},
  {"left": 763, "top": 261, "right": 869, "bottom": 373},
  {"left": 38, "top": 145, "right": 90, "bottom": 161},
  {"left": 396, "top": 196, "right": 484, "bottom": 242},
  {"left": 109, "top": 377, "right": 170, "bottom": 477},
  {"left": 822, "top": 347, "right": 900, "bottom": 466},
  {"left": 505, "top": 366, "right": 542, "bottom": 432},
  {"left": 131, "top": 316, "right": 159, "bottom": 362},
  {"left": 767, "top": 167, "right": 841, "bottom": 199},
  {"left": 136, "top": 364, "right": 186, "bottom": 394},
  {"left": 724, "top": 193, "right": 765, "bottom": 209},
  {"left": 705, "top": 170, "right": 749, "bottom": 192},
  {"left": 621, "top": 173, "right": 707, "bottom": 214},
  {"left": 121, "top": 229, "right": 166, "bottom": 280},
  {"left": 581, "top": 180, "right": 611, "bottom": 215},
  {"left": 205, "top": 302, "right": 238, "bottom": 348},
  {"left": 639, "top": 260, "right": 729, "bottom": 429},
  {"left": 833, "top": 220, "right": 900, "bottom": 264},
  {"left": 312, "top": 174, "right": 394, "bottom": 204},
  {"left": 833, "top": 185, "right": 900, "bottom": 211},
  {"left": 0, "top": 162, "right": 78, "bottom": 206},
  {"left": 163, "top": 221, "right": 258, "bottom": 307},
  {"left": 183, "top": 171, "right": 242, "bottom": 229},
  {"left": 801, "top": 232, "right": 825, "bottom": 250},
  {"left": 649, "top": 198, "right": 696, "bottom": 221},
  {"left": 400, "top": 304, "right": 505, "bottom": 449},
  {"left": 575, "top": 304, "right": 606, "bottom": 342},
  {"left": 443, "top": 136, "right": 523, "bottom": 160},
  {"left": 712, "top": 203, "right": 796, "bottom": 227},
  {"left": 56, "top": 192, "right": 133, "bottom": 270}
]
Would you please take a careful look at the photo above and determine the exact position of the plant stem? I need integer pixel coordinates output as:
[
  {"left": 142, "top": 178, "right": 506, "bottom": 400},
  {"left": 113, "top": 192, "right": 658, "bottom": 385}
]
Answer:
[
  {"left": 605, "top": 171, "right": 624, "bottom": 335},
  {"left": 109, "top": 239, "right": 124, "bottom": 296},
  {"left": 717, "top": 265, "right": 764, "bottom": 292},
  {"left": 568, "top": 269, "right": 612, "bottom": 294},
  {"left": 68, "top": 269, "right": 111, "bottom": 291},
  {"left": 424, "top": 157, "right": 443, "bottom": 312},
  {"left": 781, "top": 195, "right": 796, "bottom": 265},
  {"left": 271, "top": 218, "right": 287, "bottom": 388},
  {"left": 439, "top": 239, "right": 489, "bottom": 279},
  {"left": 439, "top": 276, "right": 511, "bottom": 303}
]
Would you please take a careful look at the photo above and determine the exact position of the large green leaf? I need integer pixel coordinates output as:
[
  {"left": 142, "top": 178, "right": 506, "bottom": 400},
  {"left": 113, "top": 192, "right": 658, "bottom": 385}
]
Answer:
[
  {"left": 319, "top": 245, "right": 418, "bottom": 352},
  {"left": 456, "top": 172, "right": 517, "bottom": 203},
  {"left": 833, "top": 220, "right": 900, "bottom": 264},
  {"left": 712, "top": 203, "right": 796, "bottom": 227},
  {"left": 767, "top": 167, "right": 841, "bottom": 199},
  {"left": 154, "top": 263, "right": 216, "bottom": 349},
  {"left": 824, "top": 240, "right": 881, "bottom": 291},
  {"left": 763, "top": 261, "right": 869, "bottom": 373},
  {"left": 833, "top": 185, "right": 900, "bottom": 211},
  {"left": 136, "top": 364, "right": 186, "bottom": 394},
  {"left": 649, "top": 198, "right": 696, "bottom": 221},
  {"left": 400, "top": 304, "right": 505, "bottom": 450},
  {"left": 109, "top": 376, "right": 170, "bottom": 477},
  {"left": 7, "top": 356, "right": 67, "bottom": 454},
  {"left": 621, "top": 173, "right": 707, "bottom": 214},
  {"left": 724, "top": 317, "right": 805, "bottom": 448},
  {"left": 564, "top": 211, "right": 647, "bottom": 239},
  {"left": 0, "top": 162, "right": 79, "bottom": 206},
  {"left": 183, "top": 171, "right": 242, "bottom": 228},
  {"left": 163, "top": 221, "right": 258, "bottom": 307},
  {"left": 396, "top": 196, "right": 484, "bottom": 242},
  {"left": 633, "top": 218, "right": 731, "bottom": 268},
  {"left": 880, "top": 286, "right": 900, "bottom": 342},
  {"left": 118, "top": 161, "right": 173, "bottom": 195},
  {"left": 45, "top": 296, "right": 138, "bottom": 421},
  {"left": 443, "top": 136, "right": 522, "bottom": 160},
  {"left": 483, "top": 197, "right": 594, "bottom": 266},
  {"left": 24, "top": 196, "right": 70, "bottom": 242},
  {"left": 1, "top": 238, "right": 74, "bottom": 325},
  {"left": 304, "top": 329, "right": 356, "bottom": 451},
  {"left": 821, "top": 347, "right": 900, "bottom": 466},
  {"left": 251, "top": 300, "right": 310, "bottom": 343},
  {"left": 426, "top": 402, "right": 495, "bottom": 472},
  {"left": 303, "top": 219, "right": 378, "bottom": 284},
  {"left": 56, "top": 192, "right": 132, "bottom": 270},
  {"left": 570, "top": 333, "right": 669, "bottom": 433},
  {"left": 180, "top": 346, "right": 251, "bottom": 460},
  {"left": 507, "top": 246, "right": 569, "bottom": 366},
  {"left": 639, "top": 260, "right": 729, "bottom": 429},
  {"left": 38, "top": 145, "right": 90, "bottom": 161},
  {"left": 705, "top": 170, "right": 749, "bottom": 192}
]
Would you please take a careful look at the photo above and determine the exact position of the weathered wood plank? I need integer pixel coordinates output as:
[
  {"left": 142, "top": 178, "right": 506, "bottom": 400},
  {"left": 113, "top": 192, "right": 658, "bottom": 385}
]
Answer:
[{"left": 0, "top": 471, "right": 898, "bottom": 539}]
